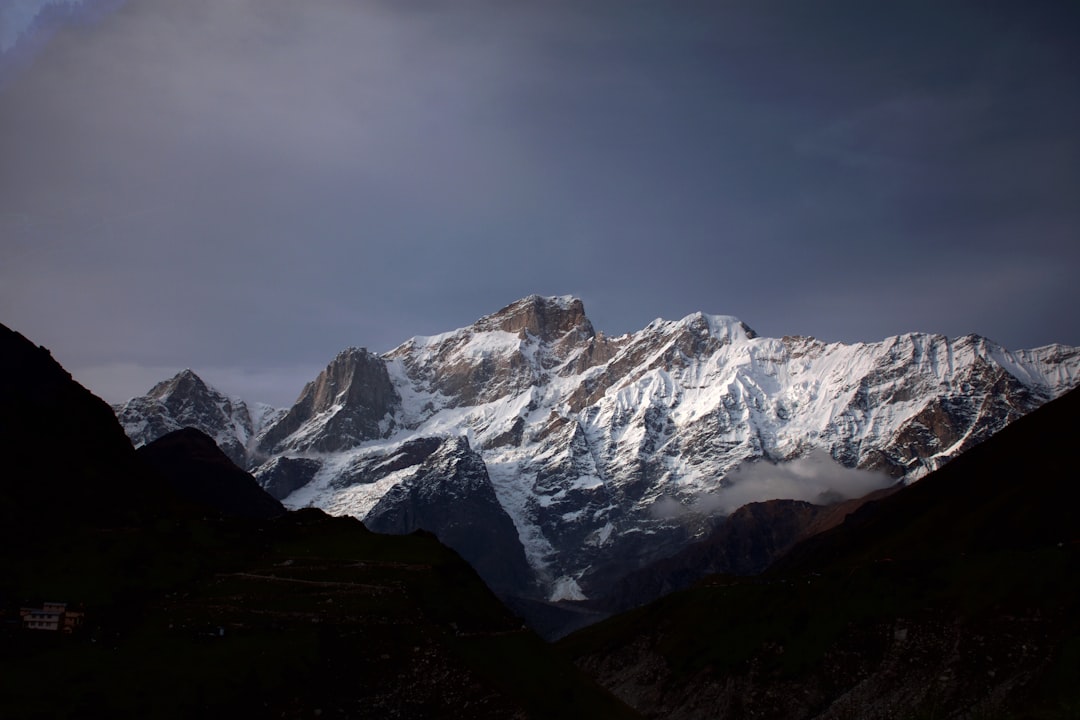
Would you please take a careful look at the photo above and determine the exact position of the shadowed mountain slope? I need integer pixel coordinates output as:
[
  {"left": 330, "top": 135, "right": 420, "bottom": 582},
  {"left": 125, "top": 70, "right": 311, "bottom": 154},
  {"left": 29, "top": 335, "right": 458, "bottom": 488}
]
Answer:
[
  {"left": 0, "top": 324, "right": 176, "bottom": 536},
  {"left": 0, "top": 322, "right": 638, "bottom": 719},
  {"left": 561, "top": 387, "right": 1080, "bottom": 720},
  {"left": 599, "top": 488, "right": 899, "bottom": 615},
  {"left": 137, "top": 427, "right": 286, "bottom": 520},
  {"left": 770, "top": 385, "right": 1080, "bottom": 575}
]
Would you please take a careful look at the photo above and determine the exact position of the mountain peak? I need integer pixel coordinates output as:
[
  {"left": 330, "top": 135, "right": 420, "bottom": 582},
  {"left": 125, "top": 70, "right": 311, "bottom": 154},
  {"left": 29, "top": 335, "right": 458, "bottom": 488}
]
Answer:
[
  {"left": 148, "top": 368, "right": 210, "bottom": 401},
  {"left": 319, "top": 348, "right": 392, "bottom": 402},
  {"left": 478, "top": 295, "right": 594, "bottom": 342},
  {"left": 116, "top": 367, "right": 259, "bottom": 469},
  {"left": 334, "top": 346, "right": 376, "bottom": 362},
  {"left": 256, "top": 344, "right": 400, "bottom": 454},
  {"left": 675, "top": 312, "right": 758, "bottom": 341}
]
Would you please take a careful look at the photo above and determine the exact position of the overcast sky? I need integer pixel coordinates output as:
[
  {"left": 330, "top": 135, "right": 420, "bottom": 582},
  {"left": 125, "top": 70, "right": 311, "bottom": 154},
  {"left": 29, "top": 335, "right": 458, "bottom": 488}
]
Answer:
[{"left": 2, "top": 0, "right": 1078, "bottom": 406}]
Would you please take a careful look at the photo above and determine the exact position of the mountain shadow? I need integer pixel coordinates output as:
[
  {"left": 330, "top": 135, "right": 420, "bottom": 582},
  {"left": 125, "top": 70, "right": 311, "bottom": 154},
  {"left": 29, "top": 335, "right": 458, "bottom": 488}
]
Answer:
[
  {"left": 138, "top": 427, "right": 286, "bottom": 520},
  {"left": 561, "top": 386, "right": 1080, "bottom": 719},
  {"left": 596, "top": 488, "right": 899, "bottom": 616},
  {"left": 0, "top": 322, "right": 638, "bottom": 719}
]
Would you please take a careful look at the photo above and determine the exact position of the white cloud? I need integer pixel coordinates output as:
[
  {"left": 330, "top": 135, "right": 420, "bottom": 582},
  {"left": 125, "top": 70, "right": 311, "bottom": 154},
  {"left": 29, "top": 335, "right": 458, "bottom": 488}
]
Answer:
[
  {"left": 654, "top": 450, "right": 893, "bottom": 519},
  {"left": 716, "top": 450, "right": 892, "bottom": 511}
]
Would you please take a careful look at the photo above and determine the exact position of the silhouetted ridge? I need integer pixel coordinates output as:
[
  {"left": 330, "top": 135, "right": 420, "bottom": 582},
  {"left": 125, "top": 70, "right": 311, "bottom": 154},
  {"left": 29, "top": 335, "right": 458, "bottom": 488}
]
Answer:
[
  {"left": 139, "top": 428, "right": 285, "bottom": 520},
  {"left": 601, "top": 493, "right": 895, "bottom": 613},
  {"left": 772, "top": 384, "right": 1080, "bottom": 575},
  {"left": 0, "top": 322, "right": 172, "bottom": 531},
  {"left": 562, "top": 386, "right": 1080, "bottom": 719}
]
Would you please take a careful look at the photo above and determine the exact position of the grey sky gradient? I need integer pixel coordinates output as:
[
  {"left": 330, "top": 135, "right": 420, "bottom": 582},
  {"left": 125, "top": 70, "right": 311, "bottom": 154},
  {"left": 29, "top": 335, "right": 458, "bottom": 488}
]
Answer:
[{"left": 2, "top": 0, "right": 1078, "bottom": 406}]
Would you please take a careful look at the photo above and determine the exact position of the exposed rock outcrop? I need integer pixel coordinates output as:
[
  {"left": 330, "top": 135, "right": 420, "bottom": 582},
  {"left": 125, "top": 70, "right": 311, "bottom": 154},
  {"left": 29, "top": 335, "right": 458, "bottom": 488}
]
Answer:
[{"left": 257, "top": 347, "right": 400, "bottom": 455}]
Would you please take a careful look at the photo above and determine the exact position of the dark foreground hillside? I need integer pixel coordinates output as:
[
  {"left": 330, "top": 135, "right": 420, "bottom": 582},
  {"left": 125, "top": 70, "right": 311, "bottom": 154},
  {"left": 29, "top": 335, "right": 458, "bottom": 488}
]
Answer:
[
  {"left": 561, "top": 387, "right": 1080, "bottom": 719},
  {"left": 0, "top": 323, "right": 637, "bottom": 719}
]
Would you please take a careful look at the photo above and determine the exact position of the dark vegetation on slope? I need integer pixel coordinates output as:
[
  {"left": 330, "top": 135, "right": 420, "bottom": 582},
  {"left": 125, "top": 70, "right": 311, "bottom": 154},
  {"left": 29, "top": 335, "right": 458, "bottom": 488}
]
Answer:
[
  {"left": 514, "top": 488, "right": 900, "bottom": 642},
  {"left": 560, "top": 387, "right": 1080, "bottom": 719},
  {"left": 510, "top": 494, "right": 899, "bottom": 643},
  {"left": 0, "top": 325, "right": 174, "bottom": 534},
  {"left": 598, "top": 488, "right": 898, "bottom": 616},
  {"left": 0, "top": 323, "right": 638, "bottom": 719},
  {"left": 138, "top": 426, "right": 286, "bottom": 520}
]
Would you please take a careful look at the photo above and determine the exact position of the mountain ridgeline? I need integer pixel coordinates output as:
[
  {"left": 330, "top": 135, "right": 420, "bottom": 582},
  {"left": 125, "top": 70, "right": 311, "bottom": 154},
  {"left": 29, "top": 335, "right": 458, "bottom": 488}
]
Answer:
[
  {"left": 114, "top": 295, "right": 1080, "bottom": 609},
  {"left": 0, "top": 321, "right": 640, "bottom": 719},
  {"left": 560, "top": 381, "right": 1080, "bottom": 719}
]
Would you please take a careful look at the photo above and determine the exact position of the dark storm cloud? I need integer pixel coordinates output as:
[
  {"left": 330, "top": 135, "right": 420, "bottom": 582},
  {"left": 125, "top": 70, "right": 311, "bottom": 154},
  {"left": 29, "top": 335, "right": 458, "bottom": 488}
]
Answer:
[{"left": 1, "top": 0, "right": 1077, "bottom": 405}]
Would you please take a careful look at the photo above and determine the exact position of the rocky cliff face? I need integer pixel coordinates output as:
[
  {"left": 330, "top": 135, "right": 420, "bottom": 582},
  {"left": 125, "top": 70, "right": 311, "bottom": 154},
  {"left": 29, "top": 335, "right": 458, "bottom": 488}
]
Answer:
[
  {"left": 115, "top": 295, "right": 1080, "bottom": 603},
  {"left": 386, "top": 296, "right": 602, "bottom": 409},
  {"left": 256, "top": 347, "right": 400, "bottom": 456},
  {"left": 364, "top": 436, "right": 536, "bottom": 597}
]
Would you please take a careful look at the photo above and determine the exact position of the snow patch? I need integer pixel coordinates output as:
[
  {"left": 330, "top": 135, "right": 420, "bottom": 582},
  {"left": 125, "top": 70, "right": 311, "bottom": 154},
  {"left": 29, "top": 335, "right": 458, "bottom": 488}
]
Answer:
[
  {"left": 549, "top": 576, "right": 587, "bottom": 602},
  {"left": 484, "top": 456, "right": 557, "bottom": 575}
]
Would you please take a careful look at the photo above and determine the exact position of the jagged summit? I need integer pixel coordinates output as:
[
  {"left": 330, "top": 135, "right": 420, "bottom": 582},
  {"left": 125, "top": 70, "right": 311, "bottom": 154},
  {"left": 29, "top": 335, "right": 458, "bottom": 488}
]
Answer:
[
  {"left": 681, "top": 312, "right": 757, "bottom": 341},
  {"left": 333, "top": 345, "right": 375, "bottom": 360},
  {"left": 115, "top": 366, "right": 259, "bottom": 469},
  {"left": 396, "top": 295, "right": 595, "bottom": 352},
  {"left": 255, "top": 345, "right": 399, "bottom": 455},
  {"left": 476, "top": 295, "right": 595, "bottom": 342},
  {"left": 147, "top": 368, "right": 210, "bottom": 400},
  {"left": 643, "top": 312, "right": 758, "bottom": 351},
  {"left": 382, "top": 295, "right": 605, "bottom": 410},
  {"left": 303, "top": 346, "right": 393, "bottom": 414}
]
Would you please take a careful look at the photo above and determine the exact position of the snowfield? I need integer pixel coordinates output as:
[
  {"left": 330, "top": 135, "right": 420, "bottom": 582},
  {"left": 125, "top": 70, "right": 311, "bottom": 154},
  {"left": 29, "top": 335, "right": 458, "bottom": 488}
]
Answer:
[{"left": 116, "top": 296, "right": 1080, "bottom": 600}]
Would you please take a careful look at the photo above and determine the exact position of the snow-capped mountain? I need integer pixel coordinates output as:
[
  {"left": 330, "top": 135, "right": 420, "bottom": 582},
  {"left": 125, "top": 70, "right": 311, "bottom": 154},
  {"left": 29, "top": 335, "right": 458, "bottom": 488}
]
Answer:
[
  {"left": 113, "top": 369, "right": 282, "bottom": 469},
  {"left": 115, "top": 296, "right": 1080, "bottom": 602}
]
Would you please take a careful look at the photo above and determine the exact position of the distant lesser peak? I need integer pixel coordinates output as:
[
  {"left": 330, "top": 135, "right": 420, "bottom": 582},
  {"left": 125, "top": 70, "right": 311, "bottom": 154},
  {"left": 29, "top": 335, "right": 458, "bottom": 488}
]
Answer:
[{"left": 147, "top": 368, "right": 209, "bottom": 401}]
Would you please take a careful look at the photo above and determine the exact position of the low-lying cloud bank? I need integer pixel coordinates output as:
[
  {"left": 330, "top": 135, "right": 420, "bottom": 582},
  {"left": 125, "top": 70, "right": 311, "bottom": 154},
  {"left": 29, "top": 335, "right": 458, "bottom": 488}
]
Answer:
[{"left": 653, "top": 450, "right": 894, "bottom": 519}]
